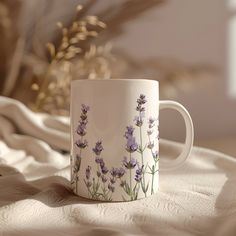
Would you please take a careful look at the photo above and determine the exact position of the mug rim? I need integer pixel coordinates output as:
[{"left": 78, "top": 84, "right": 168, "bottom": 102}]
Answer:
[{"left": 71, "top": 78, "right": 159, "bottom": 84}]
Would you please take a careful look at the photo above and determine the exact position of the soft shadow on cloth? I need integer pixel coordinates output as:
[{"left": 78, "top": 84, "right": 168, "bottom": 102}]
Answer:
[
  {"left": 212, "top": 157, "right": 236, "bottom": 236},
  {"left": 0, "top": 96, "right": 236, "bottom": 236}
]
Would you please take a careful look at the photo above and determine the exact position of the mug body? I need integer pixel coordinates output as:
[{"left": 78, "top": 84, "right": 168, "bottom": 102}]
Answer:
[{"left": 71, "top": 79, "right": 159, "bottom": 201}]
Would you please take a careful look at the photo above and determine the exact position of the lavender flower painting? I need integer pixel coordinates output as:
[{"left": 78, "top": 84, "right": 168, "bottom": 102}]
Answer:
[
  {"left": 72, "top": 94, "right": 159, "bottom": 201},
  {"left": 71, "top": 104, "right": 90, "bottom": 193},
  {"left": 120, "top": 94, "right": 159, "bottom": 200},
  {"left": 84, "top": 140, "right": 127, "bottom": 201}
]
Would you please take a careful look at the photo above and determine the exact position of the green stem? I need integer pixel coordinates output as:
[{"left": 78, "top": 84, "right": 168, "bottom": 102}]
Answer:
[
  {"left": 84, "top": 179, "right": 92, "bottom": 197},
  {"left": 147, "top": 132, "right": 158, "bottom": 195},
  {"left": 76, "top": 136, "right": 83, "bottom": 194},
  {"left": 151, "top": 161, "right": 157, "bottom": 195},
  {"left": 129, "top": 152, "right": 132, "bottom": 200},
  {"left": 103, "top": 182, "right": 106, "bottom": 198},
  {"left": 70, "top": 154, "right": 73, "bottom": 185},
  {"left": 96, "top": 164, "right": 100, "bottom": 195},
  {"left": 88, "top": 187, "right": 92, "bottom": 197},
  {"left": 102, "top": 182, "right": 108, "bottom": 201},
  {"left": 147, "top": 134, "right": 155, "bottom": 160},
  {"left": 92, "top": 178, "right": 98, "bottom": 199},
  {"left": 75, "top": 175, "right": 78, "bottom": 193},
  {"left": 79, "top": 137, "right": 83, "bottom": 158},
  {"left": 139, "top": 113, "right": 146, "bottom": 197}
]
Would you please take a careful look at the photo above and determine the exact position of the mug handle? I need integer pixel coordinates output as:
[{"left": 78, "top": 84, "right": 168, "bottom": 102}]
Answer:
[{"left": 159, "top": 100, "right": 194, "bottom": 170}]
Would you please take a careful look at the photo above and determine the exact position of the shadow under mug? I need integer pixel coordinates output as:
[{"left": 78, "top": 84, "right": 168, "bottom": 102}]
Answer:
[{"left": 70, "top": 79, "right": 194, "bottom": 202}]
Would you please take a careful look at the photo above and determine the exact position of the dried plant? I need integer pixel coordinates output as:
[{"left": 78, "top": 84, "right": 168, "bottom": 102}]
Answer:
[
  {"left": 0, "top": 0, "right": 215, "bottom": 116},
  {"left": 30, "top": 5, "right": 110, "bottom": 115},
  {"left": 0, "top": 0, "right": 169, "bottom": 114},
  {"left": 0, "top": 0, "right": 21, "bottom": 94}
]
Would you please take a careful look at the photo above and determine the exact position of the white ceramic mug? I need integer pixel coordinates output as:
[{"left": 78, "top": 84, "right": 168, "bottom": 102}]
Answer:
[{"left": 70, "top": 79, "right": 194, "bottom": 201}]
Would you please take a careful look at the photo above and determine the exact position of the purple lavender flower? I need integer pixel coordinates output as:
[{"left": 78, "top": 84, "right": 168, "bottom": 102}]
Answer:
[
  {"left": 101, "top": 175, "right": 108, "bottom": 183},
  {"left": 97, "top": 158, "right": 109, "bottom": 174},
  {"left": 136, "top": 105, "right": 145, "bottom": 112},
  {"left": 134, "top": 112, "right": 144, "bottom": 127},
  {"left": 108, "top": 183, "right": 115, "bottom": 192},
  {"left": 126, "top": 136, "right": 138, "bottom": 153},
  {"left": 76, "top": 121, "right": 87, "bottom": 136},
  {"left": 92, "top": 141, "right": 104, "bottom": 155},
  {"left": 147, "top": 141, "right": 154, "bottom": 149},
  {"left": 123, "top": 156, "right": 138, "bottom": 169},
  {"left": 116, "top": 168, "right": 126, "bottom": 178},
  {"left": 147, "top": 117, "right": 156, "bottom": 136},
  {"left": 81, "top": 104, "right": 90, "bottom": 114},
  {"left": 137, "top": 94, "right": 147, "bottom": 104},
  {"left": 110, "top": 168, "right": 117, "bottom": 177},
  {"left": 110, "top": 178, "right": 116, "bottom": 184},
  {"left": 148, "top": 117, "right": 155, "bottom": 129},
  {"left": 135, "top": 174, "right": 142, "bottom": 183},
  {"left": 76, "top": 104, "right": 90, "bottom": 137},
  {"left": 124, "top": 126, "right": 135, "bottom": 138},
  {"left": 75, "top": 104, "right": 90, "bottom": 194},
  {"left": 135, "top": 164, "right": 144, "bottom": 183},
  {"left": 80, "top": 113, "right": 87, "bottom": 121},
  {"left": 124, "top": 126, "right": 138, "bottom": 153},
  {"left": 85, "top": 165, "right": 91, "bottom": 180},
  {"left": 136, "top": 94, "right": 147, "bottom": 112},
  {"left": 101, "top": 165, "right": 109, "bottom": 175},
  {"left": 95, "top": 156, "right": 102, "bottom": 164},
  {"left": 153, "top": 151, "right": 159, "bottom": 161},
  {"left": 147, "top": 130, "right": 153, "bottom": 135},
  {"left": 110, "top": 167, "right": 126, "bottom": 178},
  {"left": 99, "top": 159, "right": 105, "bottom": 168},
  {"left": 75, "top": 139, "right": 88, "bottom": 149}
]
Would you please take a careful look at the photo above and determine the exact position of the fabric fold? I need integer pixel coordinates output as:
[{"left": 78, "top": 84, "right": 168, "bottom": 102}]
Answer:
[{"left": 0, "top": 96, "right": 235, "bottom": 236}]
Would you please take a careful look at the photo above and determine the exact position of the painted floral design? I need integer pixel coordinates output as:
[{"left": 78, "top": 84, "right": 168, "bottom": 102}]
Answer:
[
  {"left": 147, "top": 117, "right": 159, "bottom": 194},
  {"left": 119, "top": 94, "right": 159, "bottom": 200},
  {"left": 135, "top": 94, "right": 149, "bottom": 197},
  {"left": 72, "top": 94, "right": 159, "bottom": 201},
  {"left": 71, "top": 104, "right": 90, "bottom": 193},
  {"left": 83, "top": 140, "right": 127, "bottom": 201},
  {"left": 121, "top": 126, "right": 140, "bottom": 201}
]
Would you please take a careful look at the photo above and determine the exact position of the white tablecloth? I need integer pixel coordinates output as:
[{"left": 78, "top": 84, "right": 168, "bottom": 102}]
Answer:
[{"left": 0, "top": 96, "right": 235, "bottom": 236}]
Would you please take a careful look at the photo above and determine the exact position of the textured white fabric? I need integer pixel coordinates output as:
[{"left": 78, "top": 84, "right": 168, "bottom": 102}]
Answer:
[{"left": 0, "top": 96, "right": 235, "bottom": 236}]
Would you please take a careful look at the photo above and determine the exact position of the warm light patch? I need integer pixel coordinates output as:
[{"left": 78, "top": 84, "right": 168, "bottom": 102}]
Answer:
[{"left": 228, "top": 0, "right": 236, "bottom": 97}]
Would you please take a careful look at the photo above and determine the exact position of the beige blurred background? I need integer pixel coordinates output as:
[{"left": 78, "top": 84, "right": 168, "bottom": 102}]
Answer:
[
  {"left": 0, "top": 0, "right": 235, "bottom": 156},
  {"left": 114, "top": 0, "right": 236, "bottom": 155}
]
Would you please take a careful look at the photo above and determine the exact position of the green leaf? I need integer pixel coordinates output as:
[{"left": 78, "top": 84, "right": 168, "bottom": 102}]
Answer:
[
  {"left": 132, "top": 183, "right": 138, "bottom": 193},
  {"left": 95, "top": 182, "right": 100, "bottom": 192},
  {"left": 142, "top": 144, "right": 147, "bottom": 152},
  {"left": 153, "top": 169, "right": 159, "bottom": 174},
  {"left": 124, "top": 182, "right": 131, "bottom": 195},
  {"left": 92, "top": 180, "right": 97, "bottom": 193},
  {"left": 141, "top": 181, "right": 146, "bottom": 193},
  {"left": 134, "top": 191, "right": 138, "bottom": 200}
]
